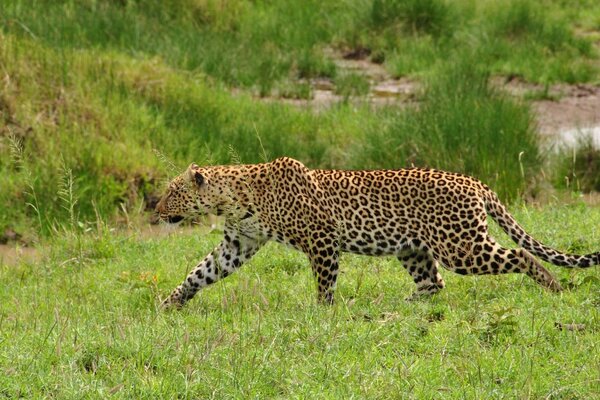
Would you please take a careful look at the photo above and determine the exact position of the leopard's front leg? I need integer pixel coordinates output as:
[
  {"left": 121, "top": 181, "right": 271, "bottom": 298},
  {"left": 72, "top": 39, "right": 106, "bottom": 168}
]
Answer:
[
  {"left": 160, "top": 228, "right": 263, "bottom": 310},
  {"left": 305, "top": 232, "right": 340, "bottom": 305}
]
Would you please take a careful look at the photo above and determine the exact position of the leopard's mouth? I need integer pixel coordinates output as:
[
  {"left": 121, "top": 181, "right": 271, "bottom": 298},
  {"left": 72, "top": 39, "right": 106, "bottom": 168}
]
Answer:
[{"left": 166, "top": 215, "right": 184, "bottom": 224}]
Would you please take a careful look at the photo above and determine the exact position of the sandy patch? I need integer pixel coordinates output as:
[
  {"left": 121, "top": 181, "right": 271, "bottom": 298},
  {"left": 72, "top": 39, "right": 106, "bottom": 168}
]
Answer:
[{"left": 0, "top": 244, "right": 40, "bottom": 267}]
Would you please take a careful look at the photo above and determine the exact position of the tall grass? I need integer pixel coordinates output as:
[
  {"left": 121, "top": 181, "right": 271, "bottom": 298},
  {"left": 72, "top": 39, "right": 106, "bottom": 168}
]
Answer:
[
  {"left": 0, "top": 33, "right": 353, "bottom": 237},
  {"left": 477, "top": 0, "right": 595, "bottom": 83},
  {"left": 379, "top": 0, "right": 596, "bottom": 82},
  {"left": 0, "top": 31, "right": 542, "bottom": 238},
  {"left": 553, "top": 136, "right": 600, "bottom": 193},
  {"left": 1, "top": 0, "right": 597, "bottom": 87},
  {"left": 353, "top": 55, "right": 539, "bottom": 201},
  {"left": 0, "top": 0, "right": 342, "bottom": 93},
  {"left": 371, "top": 0, "right": 456, "bottom": 37},
  {"left": 0, "top": 35, "right": 163, "bottom": 237}
]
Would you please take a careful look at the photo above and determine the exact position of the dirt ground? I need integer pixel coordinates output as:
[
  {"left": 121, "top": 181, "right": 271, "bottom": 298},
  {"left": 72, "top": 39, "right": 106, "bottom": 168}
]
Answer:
[{"left": 530, "top": 85, "right": 600, "bottom": 135}]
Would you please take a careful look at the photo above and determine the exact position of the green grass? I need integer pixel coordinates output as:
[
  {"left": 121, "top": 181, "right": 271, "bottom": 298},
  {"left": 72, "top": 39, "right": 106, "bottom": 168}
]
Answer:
[
  {"left": 0, "top": 1, "right": 598, "bottom": 397},
  {"left": 334, "top": 72, "right": 371, "bottom": 98},
  {"left": 553, "top": 135, "right": 600, "bottom": 193},
  {"left": 0, "top": 0, "right": 598, "bottom": 239},
  {"left": 371, "top": 0, "right": 457, "bottom": 38},
  {"left": 371, "top": 0, "right": 598, "bottom": 83},
  {"left": 475, "top": 0, "right": 597, "bottom": 84},
  {"left": 1, "top": 205, "right": 599, "bottom": 398},
  {"left": 1, "top": 0, "right": 598, "bottom": 88},
  {"left": 0, "top": 0, "right": 600, "bottom": 238},
  {"left": 0, "top": 28, "right": 542, "bottom": 238}
]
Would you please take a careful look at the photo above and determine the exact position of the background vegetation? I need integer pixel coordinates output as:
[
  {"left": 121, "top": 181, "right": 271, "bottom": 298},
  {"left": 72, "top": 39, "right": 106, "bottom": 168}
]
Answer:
[
  {"left": 1, "top": 0, "right": 599, "bottom": 238},
  {"left": 0, "top": 1, "right": 599, "bottom": 397}
]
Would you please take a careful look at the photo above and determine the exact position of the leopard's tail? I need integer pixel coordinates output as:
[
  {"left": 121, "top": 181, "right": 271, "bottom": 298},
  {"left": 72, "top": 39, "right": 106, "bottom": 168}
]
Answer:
[{"left": 484, "top": 191, "right": 599, "bottom": 268}]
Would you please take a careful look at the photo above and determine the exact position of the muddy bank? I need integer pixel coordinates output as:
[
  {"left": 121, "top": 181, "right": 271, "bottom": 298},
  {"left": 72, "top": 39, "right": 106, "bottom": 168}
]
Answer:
[
  {"left": 533, "top": 85, "right": 600, "bottom": 149},
  {"left": 531, "top": 85, "right": 600, "bottom": 135}
]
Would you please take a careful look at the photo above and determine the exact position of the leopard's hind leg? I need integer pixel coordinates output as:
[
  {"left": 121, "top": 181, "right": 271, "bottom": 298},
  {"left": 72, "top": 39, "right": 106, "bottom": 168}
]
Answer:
[
  {"left": 451, "top": 238, "right": 562, "bottom": 291},
  {"left": 398, "top": 250, "right": 446, "bottom": 300}
]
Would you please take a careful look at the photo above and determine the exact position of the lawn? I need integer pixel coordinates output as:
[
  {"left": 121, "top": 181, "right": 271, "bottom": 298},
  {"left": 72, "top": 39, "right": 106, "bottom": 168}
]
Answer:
[{"left": 1, "top": 205, "right": 599, "bottom": 398}]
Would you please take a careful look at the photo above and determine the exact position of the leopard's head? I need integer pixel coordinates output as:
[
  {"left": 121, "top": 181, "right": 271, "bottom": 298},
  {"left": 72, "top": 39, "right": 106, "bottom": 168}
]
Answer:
[{"left": 155, "top": 163, "right": 211, "bottom": 224}]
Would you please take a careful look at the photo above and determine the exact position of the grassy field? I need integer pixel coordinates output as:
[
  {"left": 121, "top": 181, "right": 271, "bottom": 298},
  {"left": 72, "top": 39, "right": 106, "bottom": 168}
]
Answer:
[
  {"left": 1, "top": 1, "right": 600, "bottom": 397},
  {"left": 1, "top": 205, "right": 599, "bottom": 398}
]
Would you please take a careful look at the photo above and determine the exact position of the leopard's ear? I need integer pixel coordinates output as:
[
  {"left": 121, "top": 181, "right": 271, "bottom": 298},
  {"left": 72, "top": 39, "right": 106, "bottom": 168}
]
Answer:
[
  {"left": 193, "top": 171, "right": 205, "bottom": 186},
  {"left": 186, "top": 163, "right": 204, "bottom": 186}
]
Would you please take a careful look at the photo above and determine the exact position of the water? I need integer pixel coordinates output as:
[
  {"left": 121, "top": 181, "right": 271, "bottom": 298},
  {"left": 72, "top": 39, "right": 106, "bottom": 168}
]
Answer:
[{"left": 556, "top": 125, "right": 600, "bottom": 148}]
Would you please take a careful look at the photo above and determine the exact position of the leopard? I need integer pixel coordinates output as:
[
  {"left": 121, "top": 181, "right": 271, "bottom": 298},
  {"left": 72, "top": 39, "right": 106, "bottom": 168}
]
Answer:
[{"left": 156, "top": 157, "right": 599, "bottom": 309}]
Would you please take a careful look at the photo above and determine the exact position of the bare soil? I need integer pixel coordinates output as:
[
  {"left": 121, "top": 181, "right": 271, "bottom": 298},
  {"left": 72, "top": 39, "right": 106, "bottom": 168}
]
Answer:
[
  {"left": 532, "top": 85, "right": 600, "bottom": 149},
  {"left": 499, "top": 78, "right": 600, "bottom": 135}
]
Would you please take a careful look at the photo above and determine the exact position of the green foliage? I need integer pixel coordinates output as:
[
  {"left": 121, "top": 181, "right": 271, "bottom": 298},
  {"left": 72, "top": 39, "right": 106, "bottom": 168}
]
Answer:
[
  {"left": 490, "top": 0, "right": 547, "bottom": 39},
  {"left": 387, "top": 35, "right": 443, "bottom": 77},
  {"left": 476, "top": 0, "right": 595, "bottom": 83},
  {"left": 0, "top": 30, "right": 543, "bottom": 237},
  {"left": 276, "top": 80, "right": 313, "bottom": 100},
  {"left": 0, "top": 2, "right": 599, "bottom": 396},
  {"left": 0, "top": 0, "right": 598, "bottom": 236},
  {"left": 487, "top": 0, "right": 590, "bottom": 55},
  {"left": 380, "top": 0, "right": 596, "bottom": 82},
  {"left": 1, "top": 0, "right": 597, "bottom": 87},
  {"left": 0, "top": 33, "right": 343, "bottom": 236},
  {"left": 0, "top": 0, "right": 344, "bottom": 91}
]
